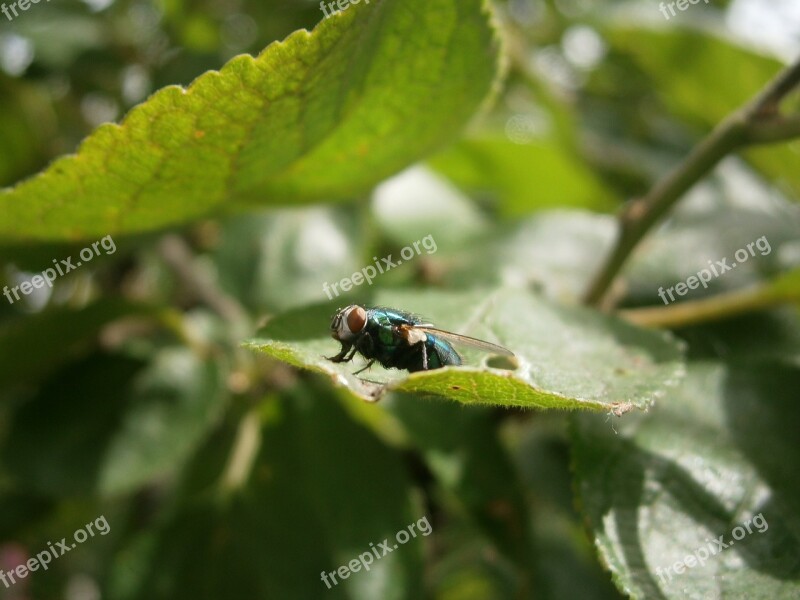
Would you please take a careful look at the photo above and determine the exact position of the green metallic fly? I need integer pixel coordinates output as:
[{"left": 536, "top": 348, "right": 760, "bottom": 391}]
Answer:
[{"left": 327, "top": 305, "right": 514, "bottom": 374}]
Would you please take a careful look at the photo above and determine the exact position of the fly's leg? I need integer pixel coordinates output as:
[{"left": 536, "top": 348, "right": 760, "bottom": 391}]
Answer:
[
  {"left": 327, "top": 343, "right": 356, "bottom": 363},
  {"left": 353, "top": 360, "right": 376, "bottom": 375},
  {"left": 421, "top": 342, "right": 428, "bottom": 370}
]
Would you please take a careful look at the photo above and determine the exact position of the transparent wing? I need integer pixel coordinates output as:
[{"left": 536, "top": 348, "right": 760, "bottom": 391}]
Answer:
[{"left": 414, "top": 326, "right": 514, "bottom": 356}]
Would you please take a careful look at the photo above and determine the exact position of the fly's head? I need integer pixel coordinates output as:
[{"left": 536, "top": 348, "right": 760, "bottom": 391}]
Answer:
[{"left": 330, "top": 305, "right": 367, "bottom": 343}]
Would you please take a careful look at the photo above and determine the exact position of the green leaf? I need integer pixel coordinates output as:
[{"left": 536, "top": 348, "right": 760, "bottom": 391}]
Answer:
[
  {"left": 605, "top": 29, "right": 777, "bottom": 126},
  {"left": 245, "top": 288, "right": 685, "bottom": 409},
  {"left": 120, "top": 385, "right": 425, "bottom": 599},
  {"left": 678, "top": 309, "right": 800, "bottom": 363},
  {"left": 98, "top": 347, "right": 229, "bottom": 496},
  {"left": 0, "top": 488, "right": 53, "bottom": 540},
  {"left": 0, "top": 78, "right": 47, "bottom": 187},
  {"left": 624, "top": 188, "right": 800, "bottom": 305},
  {"left": 433, "top": 211, "right": 616, "bottom": 298},
  {"left": 2, "top": 347, "right": 228, "bottom": 497},
  {"left": 510, "top": 417, "right": 624, "bottom": 600},
  {"left": 211, "top": 207, "right": 367, "bottom": 313},
  {"left": 0, "top": 0, "right": 503, "bottom": 241},
  {"left": 2, "top": 353, "right": 144, "bottom": 496},
  {"left": 429, "top": 135, "right": 618, "bottom": 216},
  {"left": 0, "top": 300, "right": 155, "bottom": 394},
  {"left": 604, "top": 27, "right": 800, "bottom": 200},
  {"left": 387, "top": 396, "right": 534, "bottom": 569},
  {"left": 770, "top": 266, "right": 800, "bottom": 299},
  {"left": 572, "top": 360, "right": 800, "bottom": 599},
  {"left": 371, "top": 166, "right": 489, "bottom": 248}
]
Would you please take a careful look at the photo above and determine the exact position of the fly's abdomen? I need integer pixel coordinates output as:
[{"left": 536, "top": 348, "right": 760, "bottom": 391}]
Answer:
[
  {"left": 428, "top": 336, "right": 461, "bottom": 368},
  {"left": 402, "top": 335, "right": 461, "bottom": 372}
]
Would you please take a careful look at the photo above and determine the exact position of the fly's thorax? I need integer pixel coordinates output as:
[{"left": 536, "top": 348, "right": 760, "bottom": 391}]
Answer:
[
  {"left": 369, "top": 310, "right": 405, "bottom": 346},
  {"left": 330, "top": 305, "right": 367, "bottom": 341}
]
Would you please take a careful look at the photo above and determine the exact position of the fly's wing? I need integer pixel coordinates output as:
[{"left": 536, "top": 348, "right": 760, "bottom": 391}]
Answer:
[{"left": 414, "top": 327, "right": 514, "bottom": 356}]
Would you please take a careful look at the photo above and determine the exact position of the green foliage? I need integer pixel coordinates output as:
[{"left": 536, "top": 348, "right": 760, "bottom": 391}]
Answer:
[
  {"left": 2, "top": 348, "right": 228, "bottom": 497},
  {"left": 247, "top": 288, "right": 685, "bottom": 409},
  {"left": 1, "top": 1, "right": 799, "bottom": 599},
  {"left": 604, "top": 27, "right": 800, "bottom": 199},
  {"left": 113, "top": 386, "right": 424, "bottom": 599},
  {"left": 430, "top": 136, "right": 618, "bottom": 215},
  {"left": 0, "top": 0, "right": 501, "bottom": 240},
  {"left": 572, "top": 360, "right": 800, "bottom": 598}
]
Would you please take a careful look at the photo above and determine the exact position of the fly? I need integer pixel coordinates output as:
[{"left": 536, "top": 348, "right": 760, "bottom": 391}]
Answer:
[{"left": 327, "top": 305, "right": 514, "bottom": 374}]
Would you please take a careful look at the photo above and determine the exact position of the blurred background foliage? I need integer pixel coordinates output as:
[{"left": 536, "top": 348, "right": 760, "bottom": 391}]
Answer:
[{"left": 1, "top": 0, "right": 799, "bottom": 599}]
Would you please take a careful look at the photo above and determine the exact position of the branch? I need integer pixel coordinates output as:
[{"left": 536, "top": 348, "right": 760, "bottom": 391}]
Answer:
[
  {"left": 749, "top": 57, "right": 800, "bottom": 114},
  {"left": 158, "top": 234, "right": 250, "bottom": 337},
  {"left": 619, "top": 282, "right": 800, "bottom": 329},
  {"left": 583, "top": 56, "right": 800, "bottom": 307},
  {"left": 743, "top": 114, "right": 800, "bottom": 143},
  {"left": 218, "top": 408, "right": 262, "bottom": 495}
]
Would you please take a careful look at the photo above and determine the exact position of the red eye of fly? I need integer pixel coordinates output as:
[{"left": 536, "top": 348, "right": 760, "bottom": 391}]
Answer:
[{"left": 347, "top": 306, "right": 366, "bottom": 334}]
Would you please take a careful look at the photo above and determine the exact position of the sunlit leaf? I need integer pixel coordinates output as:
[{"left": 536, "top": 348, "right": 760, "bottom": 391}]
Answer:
[
  {"left": 572, "top": 360, "right": 800, "bottom": 599},
  {"left": 430, "top": 136, "right": 618, "bottom": 216},
  {"left": 245, "top": 288, "right": 685, "bottom": 409},
  {"left": 0, "top": 0, "right": 502, "bottom": 241}
]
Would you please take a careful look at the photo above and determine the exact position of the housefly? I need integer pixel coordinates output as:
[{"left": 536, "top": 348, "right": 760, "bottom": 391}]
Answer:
[{"left": 327, "top": 305, "right": 513, "bottom": 374}]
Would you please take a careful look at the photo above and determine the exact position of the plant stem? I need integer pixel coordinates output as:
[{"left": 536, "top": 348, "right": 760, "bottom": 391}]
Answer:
[
  {"left": 619, "top": 284, "right": 799, "bottom": 329},
  {"left": 584, "top": 57, "right": 800, "bottom": 307},
  {"left": 158, "top": 233, "right": 250, "bottom": 337},
  {"left": 218, "top": 408, "right": 262, "bottom": 495}
]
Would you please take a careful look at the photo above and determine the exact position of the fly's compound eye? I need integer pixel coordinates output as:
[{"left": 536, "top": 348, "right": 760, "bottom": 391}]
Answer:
[
  {"left": 331, "top": 305, "right": 366, "bottom": 341},
  {"left": 346, "top": 306, "right": 366, "bottom": 335}
]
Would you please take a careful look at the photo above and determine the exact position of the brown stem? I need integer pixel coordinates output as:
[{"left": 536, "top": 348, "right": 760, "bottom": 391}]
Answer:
[{"left": 584, "top": 57, "right": 800, "bottom": 307}]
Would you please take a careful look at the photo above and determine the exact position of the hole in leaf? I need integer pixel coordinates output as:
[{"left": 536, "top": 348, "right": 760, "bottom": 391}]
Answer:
[{"left": 486, "top": 355, "right": 518, "bottom": 371}]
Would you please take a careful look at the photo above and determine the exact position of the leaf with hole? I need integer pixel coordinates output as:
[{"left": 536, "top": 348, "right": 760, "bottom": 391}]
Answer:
[{"left": 245, "top": 288, "right": 686, "bottom": 409}]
